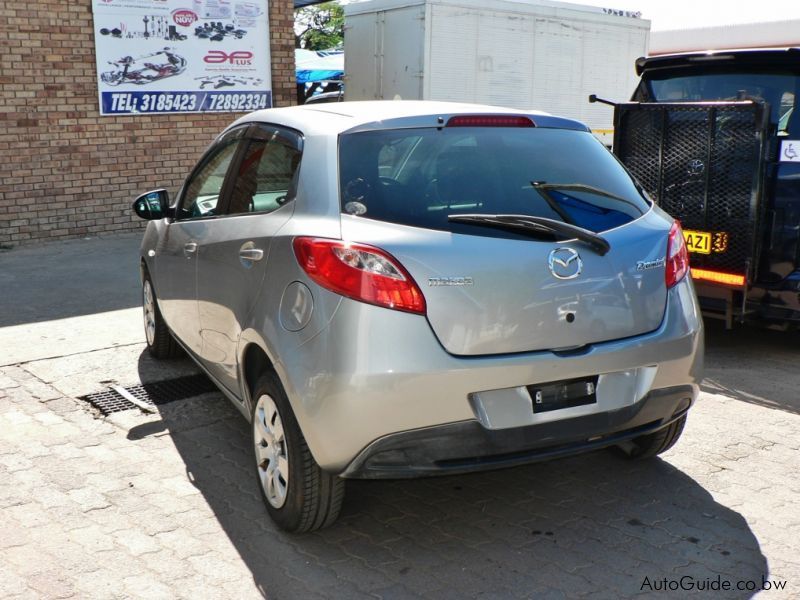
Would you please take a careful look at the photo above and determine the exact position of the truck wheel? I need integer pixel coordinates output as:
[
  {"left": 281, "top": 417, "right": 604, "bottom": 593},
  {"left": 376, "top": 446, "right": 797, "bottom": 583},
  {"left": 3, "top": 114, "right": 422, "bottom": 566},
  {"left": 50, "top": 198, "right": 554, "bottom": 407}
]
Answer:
[
  {"left": 624, "top": 414, "right": 687, "bottom": 459},
  {"left": 251, "top": 371, "right": 344, "bottom": 532},
  {"left": 142, "top": 272, "right": 181, "bottom": 359}
]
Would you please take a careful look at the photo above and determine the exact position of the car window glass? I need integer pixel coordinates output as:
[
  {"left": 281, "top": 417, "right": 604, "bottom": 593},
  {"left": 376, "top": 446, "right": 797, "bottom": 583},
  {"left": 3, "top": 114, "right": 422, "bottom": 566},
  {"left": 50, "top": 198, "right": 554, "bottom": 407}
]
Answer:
[
  {"left": 227, "top": 130, "right": 303, "bottom": 215},
  {"left": 339, "top": 127, "right": 648, "bottom": 236},
  {"left": 178, "top": 139, "right": 240, "bottom": 219},
  {"left": 377, "top": 136, "right": 422, "bottom": 180},
  {"left": 779, "top": 91, "right": 794, "bottom": 135},
  {"left": 642, "top": 71, "right": 798, "bottom": 127}
]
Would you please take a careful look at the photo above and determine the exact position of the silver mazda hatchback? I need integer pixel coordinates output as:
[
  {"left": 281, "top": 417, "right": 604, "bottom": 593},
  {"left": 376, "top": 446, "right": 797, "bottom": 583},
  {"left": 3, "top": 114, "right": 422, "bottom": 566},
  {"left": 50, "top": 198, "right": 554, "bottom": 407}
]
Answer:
[{"left": 133, "top": 101, "right": 703, "bottom": 532}]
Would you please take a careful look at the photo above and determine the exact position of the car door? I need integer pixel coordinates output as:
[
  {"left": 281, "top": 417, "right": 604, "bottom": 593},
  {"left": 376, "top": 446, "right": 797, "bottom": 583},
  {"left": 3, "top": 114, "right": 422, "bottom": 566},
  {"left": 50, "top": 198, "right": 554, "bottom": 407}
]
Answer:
[
  {"left": 154, "top": 126, "right": 247, "bottom": 355},
  {"left": 195, "top": 123, "right": 303, "bottom": 396}
]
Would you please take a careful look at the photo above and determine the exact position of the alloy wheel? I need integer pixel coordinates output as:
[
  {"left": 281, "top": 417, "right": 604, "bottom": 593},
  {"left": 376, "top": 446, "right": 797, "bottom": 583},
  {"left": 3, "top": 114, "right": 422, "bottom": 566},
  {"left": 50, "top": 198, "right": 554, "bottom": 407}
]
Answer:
[
  {"left": 143, "top": 280, "right": 156, "bottom": 346},
  {"left": 253, "top": 393, "right": 289, "bottom": 508}
]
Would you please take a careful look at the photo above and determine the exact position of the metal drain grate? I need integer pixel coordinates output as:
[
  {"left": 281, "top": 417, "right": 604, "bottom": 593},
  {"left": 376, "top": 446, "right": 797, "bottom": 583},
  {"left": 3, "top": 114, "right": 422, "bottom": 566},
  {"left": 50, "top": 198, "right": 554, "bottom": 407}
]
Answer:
[
  {"left": 80, "top": 388, "right": 139, "bottom": 415},
  {"left": 126, "top": 374, "right": 218, "bottom": 406},
  {"left": 80, "top": 374, "right": 217, "bottom": 415}
]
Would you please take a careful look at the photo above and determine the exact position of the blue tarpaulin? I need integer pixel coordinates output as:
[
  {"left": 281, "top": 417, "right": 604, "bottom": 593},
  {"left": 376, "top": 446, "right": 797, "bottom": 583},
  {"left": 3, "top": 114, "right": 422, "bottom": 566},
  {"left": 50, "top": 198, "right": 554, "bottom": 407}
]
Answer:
[
  {"left": 297, "top": 69, "right": 343, "bottom": 84},
  {"left": 296, "top": 51, "right": 343, "bottom": 84}
]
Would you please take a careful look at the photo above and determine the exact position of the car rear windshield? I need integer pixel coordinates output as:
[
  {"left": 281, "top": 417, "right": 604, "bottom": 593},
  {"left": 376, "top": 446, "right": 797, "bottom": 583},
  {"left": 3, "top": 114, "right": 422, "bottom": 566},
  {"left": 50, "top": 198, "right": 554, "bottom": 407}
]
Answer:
[
  {"left": 637, "top": 70, "right": 797, "bottom": 133},
  {"left": 338, "top": 126, "right": 650, "bottom": 236}
]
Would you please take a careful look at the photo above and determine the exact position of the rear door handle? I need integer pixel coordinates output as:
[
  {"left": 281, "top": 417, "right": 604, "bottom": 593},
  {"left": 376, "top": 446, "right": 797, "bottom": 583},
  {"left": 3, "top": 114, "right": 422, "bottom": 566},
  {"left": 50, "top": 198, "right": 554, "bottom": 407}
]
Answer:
[
  {"left": 239, "top": 248, "right": 264, "bottom": 262},
  {"left": 184, "top": 242, "right": 198, "bottom": 255}
]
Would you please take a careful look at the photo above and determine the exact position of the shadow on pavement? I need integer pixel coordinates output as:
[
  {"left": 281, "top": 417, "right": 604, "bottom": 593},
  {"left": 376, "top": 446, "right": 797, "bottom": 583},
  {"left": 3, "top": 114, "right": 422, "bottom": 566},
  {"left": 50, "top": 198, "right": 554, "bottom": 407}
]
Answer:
[
  {"left": 130, "top": 352, "right": 768, "bottom": 599},
  {"left": 0, "top": 234, "right": 142, "bottom": 327},
  {"left": 702, "top": 319, "right": 800, "bottom": 416}
]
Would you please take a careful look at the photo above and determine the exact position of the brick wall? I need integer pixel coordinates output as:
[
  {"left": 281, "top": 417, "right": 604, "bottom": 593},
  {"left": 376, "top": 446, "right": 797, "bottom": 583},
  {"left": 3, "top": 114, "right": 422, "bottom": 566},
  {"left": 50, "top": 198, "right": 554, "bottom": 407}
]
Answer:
[{"left": 0, "top": 0, "right": 296, "bottom": 246}]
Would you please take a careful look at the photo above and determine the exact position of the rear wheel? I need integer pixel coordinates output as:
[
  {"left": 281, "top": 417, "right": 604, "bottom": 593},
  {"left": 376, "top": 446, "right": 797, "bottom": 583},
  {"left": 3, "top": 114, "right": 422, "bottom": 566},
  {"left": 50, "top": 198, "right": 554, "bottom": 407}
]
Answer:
[
  {"left": 142, "top": 272, "right": 180, "bottom": 359},
  {"left": 251, "top": 371, "right": 344, "bottom": 532},
  {"left": 623, "top": 414, "right": 687, "bottom": 459}
]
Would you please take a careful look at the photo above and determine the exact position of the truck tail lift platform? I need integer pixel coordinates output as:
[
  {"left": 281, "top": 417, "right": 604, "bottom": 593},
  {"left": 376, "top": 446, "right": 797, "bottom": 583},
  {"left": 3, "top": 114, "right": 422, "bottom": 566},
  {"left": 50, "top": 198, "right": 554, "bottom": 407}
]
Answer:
[{"left": 612, "top": 100, "right": 770, "bottom": 328}]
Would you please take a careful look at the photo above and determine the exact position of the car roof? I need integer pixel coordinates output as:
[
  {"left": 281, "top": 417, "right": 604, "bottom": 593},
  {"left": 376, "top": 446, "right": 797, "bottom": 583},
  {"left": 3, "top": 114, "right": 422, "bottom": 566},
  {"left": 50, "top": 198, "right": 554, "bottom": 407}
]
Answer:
[
  {"left": 227, "top": 100, "right": 589, "bottom": 137},
  {"left": 637, "top": 47, "right": 800, "bottom": 76},
  {"left": 303, "top": 91, "right": 344, "bottom": 105}
]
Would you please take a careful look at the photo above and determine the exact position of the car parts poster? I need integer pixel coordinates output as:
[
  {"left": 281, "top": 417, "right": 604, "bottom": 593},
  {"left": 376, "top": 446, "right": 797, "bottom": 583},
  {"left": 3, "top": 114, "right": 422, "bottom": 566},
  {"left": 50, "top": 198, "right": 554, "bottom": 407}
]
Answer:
[{"left": 92, "top": 0, "right": 272, "bottom": 115}]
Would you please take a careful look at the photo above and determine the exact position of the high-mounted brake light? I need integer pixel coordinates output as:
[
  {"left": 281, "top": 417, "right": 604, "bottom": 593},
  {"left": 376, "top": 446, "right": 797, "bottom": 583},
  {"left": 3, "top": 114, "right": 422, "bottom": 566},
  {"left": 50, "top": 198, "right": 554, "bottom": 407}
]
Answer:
[
  {"left": 691, "top": 268, "right": 746, "bottom": 287},
  {"left": 446, "top": 115, "right": 535, "bottom": 128},
  {"left": 665, "top": 221, "right": 689, "bottom": 288},
  {"left": 293, "top": 237, "right": 426, "bottom": 315}
]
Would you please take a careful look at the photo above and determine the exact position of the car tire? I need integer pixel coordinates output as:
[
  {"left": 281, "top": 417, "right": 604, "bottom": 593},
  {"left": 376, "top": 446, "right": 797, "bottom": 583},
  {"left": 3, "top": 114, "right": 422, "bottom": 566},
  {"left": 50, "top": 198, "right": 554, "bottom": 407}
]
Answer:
[
  {"left": 142, "top": 271, "right": 181, "bottom": 359},
  {"left": 624, "top": 414, "right": 687, "bottom": 459},
  {"left": 251, "top": 371, "right": 345, "bottom": 532}
]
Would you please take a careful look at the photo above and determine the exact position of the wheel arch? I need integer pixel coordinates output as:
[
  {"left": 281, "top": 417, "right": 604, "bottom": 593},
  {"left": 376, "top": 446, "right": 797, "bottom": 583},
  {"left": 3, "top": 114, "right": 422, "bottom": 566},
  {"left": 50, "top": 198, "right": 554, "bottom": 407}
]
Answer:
[
  {"left": 238, "top": 331, "right": 283, "bottom": 420},
  {"left": 139, "top": 257, "right": 148, "bottom": 283},
  {"left": 237, "top": 331, "right": 322, "bottom": 467}
]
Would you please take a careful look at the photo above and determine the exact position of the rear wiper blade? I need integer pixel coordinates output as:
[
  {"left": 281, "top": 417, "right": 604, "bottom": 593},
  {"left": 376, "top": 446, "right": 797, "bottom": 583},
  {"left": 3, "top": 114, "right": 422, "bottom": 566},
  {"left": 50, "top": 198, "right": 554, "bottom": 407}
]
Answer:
[
  {"left": 447, "top": 213, "right": 610, "bottom": 256},
  {"left": 530, "top": 181, "right": 642, "bottom": 210}
]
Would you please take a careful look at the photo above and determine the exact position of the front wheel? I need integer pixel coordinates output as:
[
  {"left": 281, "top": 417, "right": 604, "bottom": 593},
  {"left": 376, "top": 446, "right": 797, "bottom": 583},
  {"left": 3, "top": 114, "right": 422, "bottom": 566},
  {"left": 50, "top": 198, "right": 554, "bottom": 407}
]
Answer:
[
  {"left": 251, "top": 372, "right": 344, "bottom": 532},
  {"left": 622, "top": 414, "right": 687, "bottom": 459},
  {"left": 142, "top": 272, "right": 181, "bottom": 359}
]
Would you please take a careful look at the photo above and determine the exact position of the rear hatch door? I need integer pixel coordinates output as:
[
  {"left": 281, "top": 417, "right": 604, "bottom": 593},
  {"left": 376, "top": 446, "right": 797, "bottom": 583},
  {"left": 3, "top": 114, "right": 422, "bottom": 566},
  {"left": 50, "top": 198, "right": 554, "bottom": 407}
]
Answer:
[
  {"left": 338, "top": 123, "right": 673, "bottom": 356},
  {"left": 341, "top": 211, "right": 671, "bottom": 356}
]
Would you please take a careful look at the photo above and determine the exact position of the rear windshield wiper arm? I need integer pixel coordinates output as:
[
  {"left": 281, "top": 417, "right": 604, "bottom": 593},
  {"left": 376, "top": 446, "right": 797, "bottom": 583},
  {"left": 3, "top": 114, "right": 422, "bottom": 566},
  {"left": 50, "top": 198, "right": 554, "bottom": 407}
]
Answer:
[
  {"left": 448, "top": 213, "right": 611, "bottom": 256},
  {"left": 530, "top": 181, "right": 643, "bottom": 211}
]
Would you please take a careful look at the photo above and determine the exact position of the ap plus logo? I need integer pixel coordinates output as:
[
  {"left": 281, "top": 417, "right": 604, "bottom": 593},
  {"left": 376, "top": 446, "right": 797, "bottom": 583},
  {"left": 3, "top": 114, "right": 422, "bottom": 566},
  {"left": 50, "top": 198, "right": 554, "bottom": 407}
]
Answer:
[
  {"left": 172, "top": 9, "right": 198, "bottom": 26},
  {"left": 204, "top": 51, "right": 254, "bottom": 65}
]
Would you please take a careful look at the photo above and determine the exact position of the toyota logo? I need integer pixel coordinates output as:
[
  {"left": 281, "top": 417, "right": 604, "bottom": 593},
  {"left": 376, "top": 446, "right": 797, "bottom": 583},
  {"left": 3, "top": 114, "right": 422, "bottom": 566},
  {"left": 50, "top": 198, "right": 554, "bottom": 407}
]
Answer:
[
  {"left": 687, "top": 159, "right": 705, "bottom": 176},
  {"left": 548, "top": 248, "right": 582, "bottom": 280}
]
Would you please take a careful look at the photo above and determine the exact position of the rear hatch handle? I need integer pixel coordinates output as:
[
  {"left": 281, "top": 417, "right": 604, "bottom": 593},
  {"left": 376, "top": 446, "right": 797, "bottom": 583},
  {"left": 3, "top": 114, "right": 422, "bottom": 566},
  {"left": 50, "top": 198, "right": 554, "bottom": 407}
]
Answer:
[{"left": 447, "top": 213, "right": 611, "bottom": 256}]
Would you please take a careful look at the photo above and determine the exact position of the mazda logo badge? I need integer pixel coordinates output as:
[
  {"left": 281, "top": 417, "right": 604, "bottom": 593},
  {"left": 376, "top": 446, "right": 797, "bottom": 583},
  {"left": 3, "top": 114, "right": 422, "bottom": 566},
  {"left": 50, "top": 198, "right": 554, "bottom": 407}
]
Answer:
[
  {"left": 548, "top": 247, "right": 582, "bottom": 280},
  {"left": 687, "top": 159, "right": 705, "bottom": 176}
]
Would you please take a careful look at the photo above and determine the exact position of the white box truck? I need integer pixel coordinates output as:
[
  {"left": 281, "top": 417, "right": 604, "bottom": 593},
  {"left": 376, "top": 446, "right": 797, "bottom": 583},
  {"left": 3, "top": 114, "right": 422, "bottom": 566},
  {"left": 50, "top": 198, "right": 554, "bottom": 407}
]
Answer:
[{"left": 344, "top": 0, "right": 650, "bottom": 144}]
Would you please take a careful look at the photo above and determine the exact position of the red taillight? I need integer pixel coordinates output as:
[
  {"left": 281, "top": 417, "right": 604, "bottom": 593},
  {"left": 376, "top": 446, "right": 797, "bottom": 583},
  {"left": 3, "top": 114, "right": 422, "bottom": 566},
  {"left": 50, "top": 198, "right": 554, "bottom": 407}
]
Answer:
[
  {"left": 666, "top": 221, "right": 689, "bottom": 288},
  {"left": 293, "top": 237, "right": 426, "bottom": 315},
  {"left": 446, "top": 115, "right": 535, "bottom": 128}
]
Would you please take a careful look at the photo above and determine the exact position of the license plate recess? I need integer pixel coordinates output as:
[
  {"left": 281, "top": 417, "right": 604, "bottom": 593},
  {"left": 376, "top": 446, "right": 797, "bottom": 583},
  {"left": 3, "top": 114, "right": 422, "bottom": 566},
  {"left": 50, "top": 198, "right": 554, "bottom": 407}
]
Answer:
[{"left": 527, "top": 376, "right": 599, "bottom": 414}]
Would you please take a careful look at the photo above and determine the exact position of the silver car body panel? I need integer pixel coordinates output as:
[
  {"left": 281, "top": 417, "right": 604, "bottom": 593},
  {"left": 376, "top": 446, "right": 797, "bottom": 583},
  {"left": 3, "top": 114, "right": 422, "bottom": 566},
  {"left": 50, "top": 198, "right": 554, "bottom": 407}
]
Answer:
[
  {"left": 152, "top": 219, "right": 204, "bottom": 354},
  {"left": 339, "top": 208, "right": 671, "bottom": 355},
  {"left": 194, "top": 203, "right": 295, "bottom": 395},
  {"left": 138, "top": 101, "right": 703, "bottom": 476},
  {"left": 253, "top": 267, "right": 701, "bottom": 472}
]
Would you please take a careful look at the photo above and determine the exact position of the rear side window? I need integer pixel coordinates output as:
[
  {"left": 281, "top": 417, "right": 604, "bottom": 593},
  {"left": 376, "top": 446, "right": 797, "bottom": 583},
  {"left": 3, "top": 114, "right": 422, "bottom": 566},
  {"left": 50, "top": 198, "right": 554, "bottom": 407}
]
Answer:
[
  {"left": 228, "top": 126, "right": 303, "bottom": 215},
  {"left": 338, "top": 127, "right": 649, "bottom": 236}
]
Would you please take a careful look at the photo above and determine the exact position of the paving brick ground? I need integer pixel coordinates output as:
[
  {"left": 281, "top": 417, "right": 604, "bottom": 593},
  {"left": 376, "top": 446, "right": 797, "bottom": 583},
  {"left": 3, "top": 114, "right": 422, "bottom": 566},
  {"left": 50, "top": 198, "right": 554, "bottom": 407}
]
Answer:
[
  {"left": 1, "top": 335, "right": 799, "bottom": 599},
  {"left": 1, "top": 237, "right": 799, "bottom": 599}
]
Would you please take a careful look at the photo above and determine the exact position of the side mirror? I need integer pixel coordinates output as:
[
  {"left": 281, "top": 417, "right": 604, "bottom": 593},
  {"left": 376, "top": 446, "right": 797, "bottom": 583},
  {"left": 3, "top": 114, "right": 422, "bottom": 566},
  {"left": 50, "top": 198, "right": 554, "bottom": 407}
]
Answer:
[{"left": 132, "top": 189, "right": 169, "bottom": 220}]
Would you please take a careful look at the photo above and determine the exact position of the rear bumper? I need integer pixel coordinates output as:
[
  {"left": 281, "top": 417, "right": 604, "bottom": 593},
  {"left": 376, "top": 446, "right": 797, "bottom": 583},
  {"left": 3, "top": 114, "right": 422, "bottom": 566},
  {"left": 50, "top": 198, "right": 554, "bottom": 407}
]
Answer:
[
  {"left": 275, "top": 277, "right": 703, "bottom": 473},
  {"left": 342, "top": 384, "right": 696, "bottom": 478}
]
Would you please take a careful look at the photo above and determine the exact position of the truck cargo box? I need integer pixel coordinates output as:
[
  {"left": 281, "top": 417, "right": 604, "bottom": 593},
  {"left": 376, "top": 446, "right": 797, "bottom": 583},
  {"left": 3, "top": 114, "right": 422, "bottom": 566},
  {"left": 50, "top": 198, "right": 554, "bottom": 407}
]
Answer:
[{"left": 344, "top": 0, "right": 650, "bottom": 143}]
